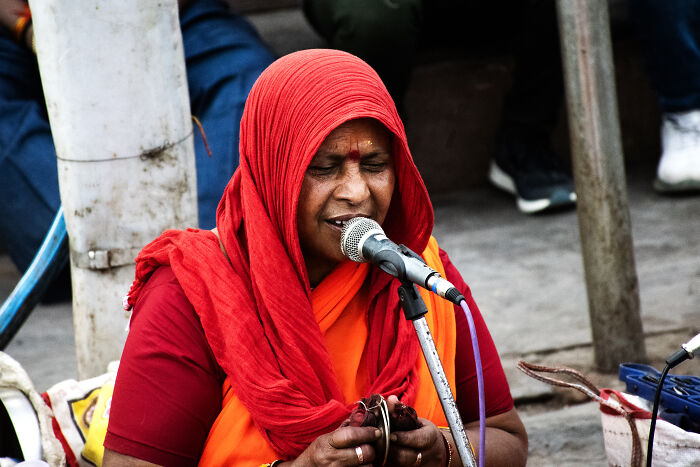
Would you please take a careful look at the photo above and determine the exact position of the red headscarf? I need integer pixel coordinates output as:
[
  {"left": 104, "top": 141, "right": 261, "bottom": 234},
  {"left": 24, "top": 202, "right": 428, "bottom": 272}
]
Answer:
[{"left": 125, "top": 49, "right": 434, "bottom": 456}]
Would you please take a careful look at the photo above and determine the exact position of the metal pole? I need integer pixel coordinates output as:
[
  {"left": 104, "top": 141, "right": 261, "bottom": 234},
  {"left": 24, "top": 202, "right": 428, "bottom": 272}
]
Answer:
[
  {"left": 556, "top": 0, "right": 646, "bottom": 371},
  {"left": 412, "top": 318, "right": 478, "bottom": 467},
  {"left": 397, "top": 284, "right": 478, "bottom": 467}
]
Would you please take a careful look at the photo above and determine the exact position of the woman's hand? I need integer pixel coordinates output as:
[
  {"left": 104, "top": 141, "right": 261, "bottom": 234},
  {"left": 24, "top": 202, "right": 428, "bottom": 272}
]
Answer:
[
  {"left": 387, "top": 418, "right": 447, "bottom": 467},
  {"left": 291, "top": 425, "right": 381, "bottom": 467},
  {"left": 385, "top": 395, "right": 447, "bottom": 467}
]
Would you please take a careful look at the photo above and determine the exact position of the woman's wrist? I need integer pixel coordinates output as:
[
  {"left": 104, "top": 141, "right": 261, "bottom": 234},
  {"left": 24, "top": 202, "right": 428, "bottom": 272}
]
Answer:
[{"left": 439, "top": 428, "right": 453, "bottom": 467}]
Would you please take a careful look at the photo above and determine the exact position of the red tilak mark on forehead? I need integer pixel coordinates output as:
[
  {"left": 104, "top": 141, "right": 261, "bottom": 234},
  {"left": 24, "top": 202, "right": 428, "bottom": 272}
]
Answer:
[{"left": 348, "top": 150, "right": 361, "bottom": 161}]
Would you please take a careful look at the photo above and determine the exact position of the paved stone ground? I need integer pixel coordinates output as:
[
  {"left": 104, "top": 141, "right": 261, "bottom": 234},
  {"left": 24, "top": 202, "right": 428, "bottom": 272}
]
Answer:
[{"left": 429, "top": 167, "right": 700, "bottom": 464}]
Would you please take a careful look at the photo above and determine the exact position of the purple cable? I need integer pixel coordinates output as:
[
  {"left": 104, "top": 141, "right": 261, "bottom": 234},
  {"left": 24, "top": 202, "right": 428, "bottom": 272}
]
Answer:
[{"left": 460, "top": 299, "right": 485, "bottom": 467}]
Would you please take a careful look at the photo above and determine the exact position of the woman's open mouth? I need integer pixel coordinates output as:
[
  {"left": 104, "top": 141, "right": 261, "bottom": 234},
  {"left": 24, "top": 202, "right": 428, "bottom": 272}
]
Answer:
[
  {"left": 327, "top": 219, "right": 348, "bottom": 229},
  {"left": 325, "top": 215, "right": 370, "bottom": 231}
]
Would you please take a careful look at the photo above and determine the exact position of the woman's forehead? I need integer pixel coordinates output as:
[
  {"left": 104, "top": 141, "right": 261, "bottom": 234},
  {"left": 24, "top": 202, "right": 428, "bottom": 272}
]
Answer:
[
  {"left": 316, "top": 119, "right": 391, "bottom": 149},
  {"left": 327, "top": 117, "right": 390, "bottom": 135}
]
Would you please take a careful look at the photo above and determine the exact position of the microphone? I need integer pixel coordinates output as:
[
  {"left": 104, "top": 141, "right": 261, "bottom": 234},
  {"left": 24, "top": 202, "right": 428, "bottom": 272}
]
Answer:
[
  {"left": 665, "top": 332, "right": 700, "bottom": 368},
  {"left": 340, "top": 217, "right": 465, "bottom": 305}
]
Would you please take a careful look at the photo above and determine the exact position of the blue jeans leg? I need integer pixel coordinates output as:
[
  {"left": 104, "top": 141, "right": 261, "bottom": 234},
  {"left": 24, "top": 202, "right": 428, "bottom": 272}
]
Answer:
[
  {"left": 180, "top": 0, "right": 275, "bottom": 228},
  {"left": 0, "top": 0, "right": 275, "bottom": 272},
  {"left": 0, "top": 31, "right": 60, "bottom": 272},
  {"left": 629, "top": 0, "right": 700, "bottom": 112}
]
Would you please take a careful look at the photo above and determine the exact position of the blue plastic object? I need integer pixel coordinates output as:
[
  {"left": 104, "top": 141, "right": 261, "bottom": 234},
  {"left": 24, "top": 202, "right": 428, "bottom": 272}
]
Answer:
[
  {"left": 0, "top": 207, "right": 68, "bottom": 348},
  {"left": 619, "top": 362, "right": 700, "bottom": 430}
]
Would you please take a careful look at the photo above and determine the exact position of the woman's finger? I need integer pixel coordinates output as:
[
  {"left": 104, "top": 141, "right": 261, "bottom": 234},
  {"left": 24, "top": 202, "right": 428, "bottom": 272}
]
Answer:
[
  {"left": 389, "top": 419, "right": 446, "bottom": 466},
  {"left": 390, "top": 419, "right": 437, "bottom": 450},
  {"left": 328, "top": 426, "right": 381, "bottom": 449},
  {"left": 386, "top": 394, "right": 401, "bottom": 414},
  {"left": 308, "top": 428, "right": 378, "bottom": 466},
  {"left": 386, "top": 445, "right": 421, "bottom": 467},
  {"left": 352, "top": 444, "right": 377, "bottom": 466}
]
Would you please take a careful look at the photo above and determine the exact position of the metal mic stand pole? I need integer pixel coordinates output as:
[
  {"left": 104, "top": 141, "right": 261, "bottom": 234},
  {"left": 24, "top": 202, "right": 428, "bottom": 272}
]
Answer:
[{"left": 397, "top": 281, "right": 478, "bottom": 467}]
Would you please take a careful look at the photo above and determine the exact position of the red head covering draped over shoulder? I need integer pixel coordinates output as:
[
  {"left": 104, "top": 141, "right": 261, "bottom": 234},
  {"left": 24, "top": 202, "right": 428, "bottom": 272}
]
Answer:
[{"left": 124, "top": 49, "right": 434, "bottom": 456}]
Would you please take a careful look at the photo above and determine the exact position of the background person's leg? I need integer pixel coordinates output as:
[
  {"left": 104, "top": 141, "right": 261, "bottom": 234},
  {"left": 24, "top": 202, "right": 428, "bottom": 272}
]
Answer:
[
  {"left": 0, "top": 30, "right": 61, "bottom": 273},
  {"left": 629, "top": 0, "right": 700, "bottom": 113},
  {"left": 303, "top": 0, "right": 573, "bottom": 213},
  {"left": 0, "top": 0, "right": 275, "bottom": 276},
  {"left": 488, "top": 0, "right": 576, "bottom": 214},
  {"left": 498, "top": 0, "right": 564, "bottom": 145},
  {"left": 302, "top": 0, "right": 422, "bottom": 114},
  {"left": 180, "top": 0, "right": 275, "bottom": 228},
  {"left": 629, "top": 0, "right": 700, "bottom": 192}
]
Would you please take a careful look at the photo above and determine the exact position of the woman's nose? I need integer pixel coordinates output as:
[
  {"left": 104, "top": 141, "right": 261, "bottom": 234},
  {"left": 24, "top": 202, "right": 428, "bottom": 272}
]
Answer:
[{"left": 335, "top": 166, "right": 370, "bottom": 204}]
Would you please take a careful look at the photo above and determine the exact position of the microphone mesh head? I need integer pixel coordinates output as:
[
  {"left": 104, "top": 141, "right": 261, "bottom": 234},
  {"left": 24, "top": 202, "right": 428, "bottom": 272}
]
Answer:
[{"left": 340, "top": 217, "right": 383, "bottom": 262}]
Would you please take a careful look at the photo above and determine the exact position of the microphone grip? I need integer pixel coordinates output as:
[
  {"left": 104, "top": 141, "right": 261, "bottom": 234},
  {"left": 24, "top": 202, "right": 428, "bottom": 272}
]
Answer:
[
  {"left": 374, "top": 249, "right": 407, "bottom": 279},
  {"left": 426, "top": 276, "right": 464, "bottom": 305}
]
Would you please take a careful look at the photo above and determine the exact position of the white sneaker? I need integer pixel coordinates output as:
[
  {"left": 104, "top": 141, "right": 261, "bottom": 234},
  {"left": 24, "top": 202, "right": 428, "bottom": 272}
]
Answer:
[{"left": 655, "top": 110, "right": 700, "bottom": 192}]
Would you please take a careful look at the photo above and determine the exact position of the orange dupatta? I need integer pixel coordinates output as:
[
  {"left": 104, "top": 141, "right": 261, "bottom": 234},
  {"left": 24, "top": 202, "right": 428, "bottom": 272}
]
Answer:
[{"left": 199, "top": 237, "right": 456, "bottom": 465}]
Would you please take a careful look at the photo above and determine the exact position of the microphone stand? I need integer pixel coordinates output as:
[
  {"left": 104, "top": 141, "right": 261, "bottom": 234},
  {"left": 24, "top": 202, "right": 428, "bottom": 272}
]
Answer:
[{"left": 397, "top": 281, "right": 478, "bottom": 467}]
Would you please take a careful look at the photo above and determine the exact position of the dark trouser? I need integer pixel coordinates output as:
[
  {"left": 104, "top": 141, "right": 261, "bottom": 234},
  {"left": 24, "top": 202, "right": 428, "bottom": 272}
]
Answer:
[
  {"left": 0, "top": 0, "right": 274, "bottom": 272},
  {"left": 302, "top": 0, "right": 563, "bottom": 140},
  {"left": 303, "top": 0, "right": 421, "bottom": 112},
  {"left": 0, "top": 29, "right": 58, "bottom": 272},
  {"left": 629, "top": 0, "right": 700, "bottom": 113}
]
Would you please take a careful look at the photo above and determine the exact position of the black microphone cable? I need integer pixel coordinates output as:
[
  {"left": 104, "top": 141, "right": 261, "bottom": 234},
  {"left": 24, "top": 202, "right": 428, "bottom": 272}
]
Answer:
[
  {"left": 646, "top": 333, "right": 700, "bottom": 466},
  {"left": 646, "top": 364, "right": 670, "bottom": 467}
]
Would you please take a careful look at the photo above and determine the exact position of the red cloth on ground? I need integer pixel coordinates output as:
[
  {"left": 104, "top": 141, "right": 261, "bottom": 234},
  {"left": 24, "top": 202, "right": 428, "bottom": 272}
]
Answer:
[
  {"left": 119, "top": 49, "right": 435, "bottom": 457},
  {"left": 104, "top": 250, "right": 513, "bottom": 465}
]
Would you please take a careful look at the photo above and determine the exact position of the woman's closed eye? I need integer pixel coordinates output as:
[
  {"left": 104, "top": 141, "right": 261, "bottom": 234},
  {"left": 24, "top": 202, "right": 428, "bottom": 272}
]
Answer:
[
  {"left": 307, "top": 164, "right": 338, "bottom": 176},
  {"left": 306, "top": 150, "right": 393, "bottom": 177},
  {"left": 361, "top": 160, "right": 390, "bottom": 173}
]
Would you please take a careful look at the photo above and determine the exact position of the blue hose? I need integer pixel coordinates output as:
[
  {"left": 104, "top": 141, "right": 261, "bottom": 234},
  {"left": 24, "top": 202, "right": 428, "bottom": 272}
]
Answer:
[{"left": 0, "top": 207, "right": 68, "bottom": 348}]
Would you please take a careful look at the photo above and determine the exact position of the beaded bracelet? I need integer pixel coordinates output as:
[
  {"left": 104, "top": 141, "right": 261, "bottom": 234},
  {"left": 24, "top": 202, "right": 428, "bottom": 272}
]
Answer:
[{"left": 439, "top": 430, "right": 453, "bottom": 467}]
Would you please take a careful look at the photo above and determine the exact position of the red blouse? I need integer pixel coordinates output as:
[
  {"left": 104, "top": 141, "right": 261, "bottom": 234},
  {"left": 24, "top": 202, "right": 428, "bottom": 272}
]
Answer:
[{"left": 104, "top": 249, "right": 513, "bottom": 466}]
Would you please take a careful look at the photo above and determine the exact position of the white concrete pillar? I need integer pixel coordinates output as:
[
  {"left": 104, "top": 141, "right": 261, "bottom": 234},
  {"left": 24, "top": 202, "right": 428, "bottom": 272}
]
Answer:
[{"left": 29, "top": 0, "right": 198, "bottom": 377}]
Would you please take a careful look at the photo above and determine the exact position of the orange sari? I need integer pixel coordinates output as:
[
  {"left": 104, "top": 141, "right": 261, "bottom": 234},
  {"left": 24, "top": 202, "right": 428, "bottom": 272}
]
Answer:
[{"left": 199, "top": 237, "right": 456, "bottom": 465}]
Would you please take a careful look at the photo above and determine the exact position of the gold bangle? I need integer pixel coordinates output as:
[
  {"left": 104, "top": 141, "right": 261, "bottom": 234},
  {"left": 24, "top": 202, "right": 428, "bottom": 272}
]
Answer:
[
  {"left": 440, "top": 429, "right": 453, "bottom": 467},
  {"left": 440, "top": 427, "right": 477, "bottom": 459}
]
